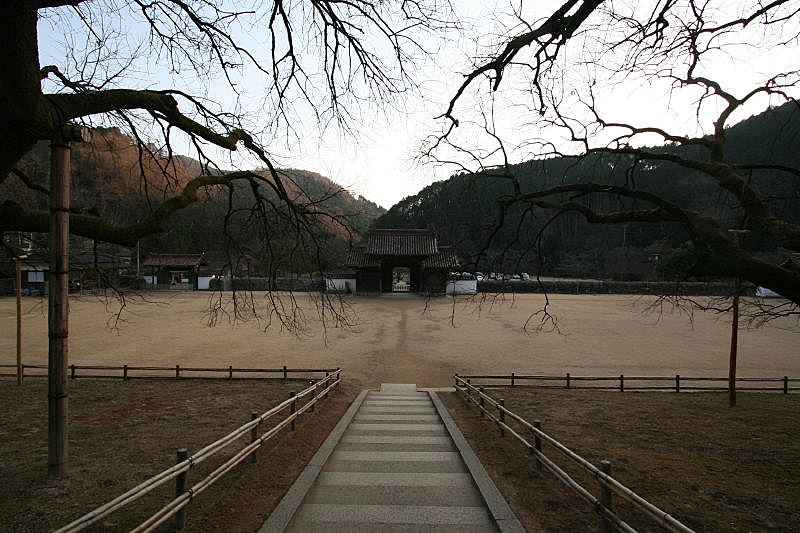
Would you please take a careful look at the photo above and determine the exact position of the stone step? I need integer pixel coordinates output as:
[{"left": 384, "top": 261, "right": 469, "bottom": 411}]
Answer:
[
  {"left": 331, "top": 450, "right": 460, "bottom": 462},
  {"left": 341, "top": 435, "right": 453, "bottom": 445},
  {"left": 355, "top": 414, "right": 441, "bottom": 422},
  {"left": 286, "top": 523, "right": 497, "bottom": 533},
  {"left": 315, "top": 472, "right": 475, "bottom": 487},
  {"left": 347, "top": 423, "right": 446, "bottom": 433},
  {"left": 288, "top": 503, "right": 495, "bottom": 527},
  {"left": 303, "top": 484, "right": 485, "bottom": 507},
  {"left": 324, "top": 460, "right": 466, "bottom": 473},
  {"left": 337, "top": 441, "right": 456, "bottom": 452},
  {"left": 359, "top": 406, "right": 437, "bottom": 414}
]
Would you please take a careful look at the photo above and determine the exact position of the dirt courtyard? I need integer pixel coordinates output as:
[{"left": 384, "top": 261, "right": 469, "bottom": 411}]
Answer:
[{"left": 0, "top": 292, "right": 797, "bottom": 387}]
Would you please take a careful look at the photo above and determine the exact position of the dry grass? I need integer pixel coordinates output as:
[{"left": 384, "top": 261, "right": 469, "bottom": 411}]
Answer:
[
  {"left": 1, "top": 292, "right": 798, "bottom": 388},
  {"left": 441, "top": 389, "right": 800, "bottom": 532},
  {"left": 0, "top": 378, "right": 356, "bottom": 532}
]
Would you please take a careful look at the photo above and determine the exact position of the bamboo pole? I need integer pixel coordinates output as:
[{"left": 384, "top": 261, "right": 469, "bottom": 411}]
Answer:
[{"left": 48, "top": 132, "right": 71, "bottom": 478}]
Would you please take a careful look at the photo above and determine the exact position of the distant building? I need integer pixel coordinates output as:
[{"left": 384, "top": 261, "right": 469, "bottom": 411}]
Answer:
[
  {"left": 343, "top": 229, "right": 459, "bottom": 295},
  {"left": 142, "top": 253, "right": 209, "bottom": 290}
]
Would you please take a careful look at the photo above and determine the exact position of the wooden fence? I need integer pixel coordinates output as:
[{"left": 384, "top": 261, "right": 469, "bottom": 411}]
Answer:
[
  {"left": 455, "top": 372, "right": 797, "bottom": 393},
  {"left": 0, "top": 363, "right": 339, "bottom": 382},
  {"left": 55, "top": 369, "right": 342, "bottom": 532},
  {"left": 455, "top": 375, "right": 694, "bottom": 533}
]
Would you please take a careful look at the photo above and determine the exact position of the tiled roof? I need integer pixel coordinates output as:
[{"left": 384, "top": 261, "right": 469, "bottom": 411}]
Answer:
[
  {"left": 142, "top": 253, "right": 206, "bottom": 267},
  {"left": 420, "top": 247, "right": 459, "bottom": 269},
  {"left": 365, "top": 229, "right": 438, "bottom": 256},
  {"left": 344, "top": 248, "right": 380, "bottom": 268}
]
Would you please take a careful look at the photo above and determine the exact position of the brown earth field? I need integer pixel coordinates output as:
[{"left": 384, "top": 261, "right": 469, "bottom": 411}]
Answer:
[
  {"left": 0, "top": 292, "right": 798, "bottom": 532},
  {"left": 440, "top": 389, "right": 800, "bottom": 532},
  {"left": 1, "top": 292, "right": 798, "bottom": 386},
  {"left": 0, "top": 378, "right": 357, "bottom": 532}
]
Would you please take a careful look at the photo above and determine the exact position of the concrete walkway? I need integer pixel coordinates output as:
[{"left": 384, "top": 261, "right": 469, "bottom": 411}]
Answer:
[{"left": 261, "top": 384, "right": 523, "bottom": 532}]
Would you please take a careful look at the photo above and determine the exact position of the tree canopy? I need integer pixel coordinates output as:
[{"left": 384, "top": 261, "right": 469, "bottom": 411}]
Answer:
[{"left": 424, "top": 0, "right": 800, "bottom": 309}]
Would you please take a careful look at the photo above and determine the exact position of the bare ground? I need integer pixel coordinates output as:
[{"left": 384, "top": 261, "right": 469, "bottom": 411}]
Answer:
[
  {"left": 0, "top": 378, "right": 356, "bottom": 532},
  {"left": 1, "top": 292, "right": 798, "bottom": 387},
  {"left": 0, "top": 292, "right": 798, "bottom": 531},
  {"left": 440, "top": 389, "right": 800, "bottom": 532}
]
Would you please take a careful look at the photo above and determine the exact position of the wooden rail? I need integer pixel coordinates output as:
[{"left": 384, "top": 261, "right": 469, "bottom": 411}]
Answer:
[
  {"left": 454, "top": 375, "right": 694, "bottom": 533},
  {"left": 456, "top": 372, "right": 797, "bottom": 393},
  {"left": 54, "top": 369, "right": 342, "bottom": 532},
  {"left": 0, "top": 363, "right": 339, "bottom": 382}
]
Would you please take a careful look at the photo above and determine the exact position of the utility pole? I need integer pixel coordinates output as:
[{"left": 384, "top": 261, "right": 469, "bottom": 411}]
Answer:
[{"left": 48, "top": 124, "right": 90, "bottom": 478}]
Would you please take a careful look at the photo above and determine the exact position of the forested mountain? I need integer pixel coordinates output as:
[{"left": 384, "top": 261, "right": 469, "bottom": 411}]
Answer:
[
  {"left": 375, "top": 103, "right": 800, "bottom": 280},
  {"left": 2, "top": 127, "right": 384, "bottom": 269}
]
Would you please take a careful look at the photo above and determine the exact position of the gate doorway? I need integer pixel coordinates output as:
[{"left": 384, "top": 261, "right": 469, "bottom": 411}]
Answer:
[{"left": 391, "top": 267, "right": 411, "bottom": 292}]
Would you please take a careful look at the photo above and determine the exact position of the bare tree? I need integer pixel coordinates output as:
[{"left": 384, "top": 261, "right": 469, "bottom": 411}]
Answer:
[
  {"left": 428, "top": 0, "right": 800, "bottom": 307},
  {"left": 0, "top": 0, "right": 447, "bottom": 475}
]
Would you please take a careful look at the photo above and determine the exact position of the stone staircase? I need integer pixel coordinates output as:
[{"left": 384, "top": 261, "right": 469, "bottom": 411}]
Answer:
[{"left": 261, "top": 384, "right": 522, "bottom": 532}]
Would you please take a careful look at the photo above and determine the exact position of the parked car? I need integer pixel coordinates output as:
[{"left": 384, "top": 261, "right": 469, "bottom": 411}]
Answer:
[
  {"left": 474, "top": 272, "right": 484, "bottom": 282},
  {"left": 520, "top": 272, "right": 530, "bottom": 281}
]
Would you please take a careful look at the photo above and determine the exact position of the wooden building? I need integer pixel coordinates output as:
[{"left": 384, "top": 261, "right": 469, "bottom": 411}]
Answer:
[
  {"left": 142, "top": 253, "right": 207, "bottom": 290},
  {"left": 344, "top": 229, "right": 459, "bottom": 295}
]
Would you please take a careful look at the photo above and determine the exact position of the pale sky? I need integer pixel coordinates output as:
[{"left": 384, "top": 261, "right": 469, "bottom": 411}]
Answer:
[{"left": 37, "top": 1, "right": 799, "bottom": 209}]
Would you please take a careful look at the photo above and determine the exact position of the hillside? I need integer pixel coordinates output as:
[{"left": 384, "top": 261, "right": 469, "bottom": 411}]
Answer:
[
  {"left": 375, "top": 103, "right": 800, "bottom": 280},
  {"left": 2, "top": 127, "right": 384, "bottom": 268}
]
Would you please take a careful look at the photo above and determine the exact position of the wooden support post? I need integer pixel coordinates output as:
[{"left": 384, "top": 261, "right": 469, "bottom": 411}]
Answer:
[
  {"left": 479, "top": 387, "right": 485, "bottom": 417},
  {"left": 283, "top": 365, "right": 287, "bottom": 380},
  {"left": 250, "top": 411, "right": 259, "bottom": 464},
  {"left": 619, "top": 374, "right": 624, "bottom": 392},
  {"left": 48, "top": 126, "right": 89, "bottom": 478},
  {"left": 14, "top": 256, "right": 23, "bottom": 386},
  {"left": 454, "top": 372, "right": 458, "bottom": 388},
  {"left": 676, "top": 374, "right": 680, "bottom": 393},
  {"left": 566, "top": 372, "right": 571, "bottom": 389},
  {"left": 70, "top": 364, "right": 75, "bottom": 379},
  {"left": 175, "top": 364, "right": 181, "bottom": 379},
  {"left": 228, "top": 365, "right": 233, "bottom": 380},
  {"left": 174, "top": 448, "right": 189, "bottom": 529},
  {"left": 784, "top": 376, "right": 789, "bottom": 394},
  {"left": 466, "top": 378, "right": 471, "bottom": 401},
  {"left": 599, "top": 460, "right": 613, "bottom": 533},
  {"left": 511, "top": 372, "right": 515, "bottom": 387},
  {"left": 290, "top": 392, "right": 296, "bottom": 431},
  {"left": 533, "top": 420, "right": 542, "bottom": 470},
  {"left": 123, "top": 364, "right": 128, "bottom": 381},
  {"left": 310, "top": 381, "right": 317, "bottom": 412}
]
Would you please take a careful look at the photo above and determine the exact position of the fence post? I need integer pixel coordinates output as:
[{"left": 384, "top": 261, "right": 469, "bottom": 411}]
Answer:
[
  {"left": 619, "top": 374, "right": 624, "bottom": 392},
  {"left": 533, "top": 420, "right": 542, "bottom": 471},
  {"left": 283, "top": 365, "right": 287, "bottom": 380},
  {"left": 566, "top": 372, "right": 570, "bottom": 389},
  {"left": 228, "top": 365, "right": 233, "bottom": 380},
  {"left": 310, "top": 381, "right": 317, "bottom": 412},
  {"left": 176, "top": 364, "right": 180, "bottom": 379},
  {"left": 466, "top": 378, "right": 471, "bottom": 401},
  {"left": 454, "top": 372, "right": 459, "bottom": 388},
  {"left": 676, "top": 374, "right": 680, "bottom": 393},
  {"left": 479, "top": 387, "right": 485, "bottom": 417},
  {"left": 498, "top": 398, "right": 505, "bottom": 435},
  {"left": 123, "top": 364, "right": 128, "bottom": 381},
  {"left": 511, "top": 372, "right": 515, "bottom": 387},
  {"left": 784, "top": 376, "right": 789, "bottom": 394},
  {"left": 290, "top": 392, "right": 296, "bottom": 431},
  {"left": 70, "top": 364, "right": 75, "bottom": 379},
  {"left": 599, "top": 460, "right": 613, "bottom": 533},
  {"left": 250, "top": 411, "right": 259, "bottom": 464},
  {"left": 174, "top": 448, "right": 189, "bottom": 530}
]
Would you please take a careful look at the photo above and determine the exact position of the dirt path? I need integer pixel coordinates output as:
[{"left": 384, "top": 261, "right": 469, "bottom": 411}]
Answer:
[{"left": 0, "top": 292, "right": 797, "bottom": 387}]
